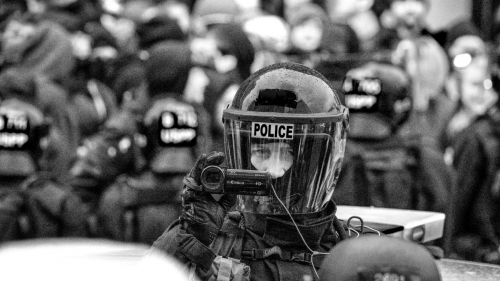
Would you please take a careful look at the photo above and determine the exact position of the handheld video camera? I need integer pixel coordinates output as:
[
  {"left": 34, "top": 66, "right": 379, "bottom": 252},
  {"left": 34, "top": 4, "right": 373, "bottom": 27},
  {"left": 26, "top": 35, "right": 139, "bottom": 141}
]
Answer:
[{"left": 200, "top": 166, "right": 271, "bottom": 196}]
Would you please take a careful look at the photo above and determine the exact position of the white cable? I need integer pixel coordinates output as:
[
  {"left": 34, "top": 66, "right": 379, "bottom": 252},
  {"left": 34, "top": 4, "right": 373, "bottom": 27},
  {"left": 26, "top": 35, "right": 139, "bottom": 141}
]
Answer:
[
  {"left": 352, "top": 224, "right": 381, "bottom": 236},
  {"left": 347, "top": 227, "right": 360, "bottom": 238},
  {"left": 270, "top": 184, "right": 329, "bottom": 279}
]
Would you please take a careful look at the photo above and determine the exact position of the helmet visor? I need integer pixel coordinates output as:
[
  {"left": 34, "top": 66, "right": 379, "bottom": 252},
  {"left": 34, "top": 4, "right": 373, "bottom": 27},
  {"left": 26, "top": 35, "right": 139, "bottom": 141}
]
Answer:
[{"left": 224, "top": 116, "right": 346, "bottom": 214}]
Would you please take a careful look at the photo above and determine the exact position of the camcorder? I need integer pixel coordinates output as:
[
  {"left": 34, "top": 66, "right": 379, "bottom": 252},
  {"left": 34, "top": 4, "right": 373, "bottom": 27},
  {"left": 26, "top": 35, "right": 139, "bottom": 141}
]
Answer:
[{"left": 200, "top": 166, "right": 271, "bottom": 196}]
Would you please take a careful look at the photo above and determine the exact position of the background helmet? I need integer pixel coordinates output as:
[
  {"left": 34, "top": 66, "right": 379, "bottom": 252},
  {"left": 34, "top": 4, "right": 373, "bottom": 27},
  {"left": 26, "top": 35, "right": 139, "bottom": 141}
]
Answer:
[
  {"left": 318, "top": 235, "right": 441, "bottom": 281},
  {"left": 223, "top": 62, "right": 349, "bottom": 214},
  {"left": 141, "top": 96, "right": 199, "bottom": 175},
  {"left": 69, "top": 130, "right": 138, "bottom": 189},
  {"left": 0, "top": 99, "right": 50, "bottom": 177},
  {"left": 343, "top": 62, "right": 412, "bottom": 137}
]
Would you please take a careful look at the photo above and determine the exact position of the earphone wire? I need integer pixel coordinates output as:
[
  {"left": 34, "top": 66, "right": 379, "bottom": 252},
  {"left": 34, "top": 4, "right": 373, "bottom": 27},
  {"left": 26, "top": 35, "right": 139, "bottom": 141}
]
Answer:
[
  {"left": 270, "top": 184, "right": 329, "bottom": 279},
  {"left": 352, "top": 224, "right": 381, "bottom": 236},
  {"left": 348, "top": 227, "right": 360, "bottom": 238}
]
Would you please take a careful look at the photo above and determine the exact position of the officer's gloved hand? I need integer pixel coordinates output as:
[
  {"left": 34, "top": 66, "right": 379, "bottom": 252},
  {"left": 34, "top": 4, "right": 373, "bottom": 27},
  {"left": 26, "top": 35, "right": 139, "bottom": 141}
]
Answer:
[{"left": 181, "top": 151, "right": 235, "bottom": 246}]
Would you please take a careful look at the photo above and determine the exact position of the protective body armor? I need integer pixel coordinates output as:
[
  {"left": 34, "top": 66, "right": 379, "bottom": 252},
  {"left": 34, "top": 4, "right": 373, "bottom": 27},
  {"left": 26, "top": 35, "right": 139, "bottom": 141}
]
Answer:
[{"left": 151, "top": 201, "right": 346, "bottom": 281}]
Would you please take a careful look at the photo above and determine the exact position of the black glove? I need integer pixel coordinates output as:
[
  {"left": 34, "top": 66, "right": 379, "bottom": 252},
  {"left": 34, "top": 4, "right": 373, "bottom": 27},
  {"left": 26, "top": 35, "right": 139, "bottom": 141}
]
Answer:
[{"left": 180, "top": 151, "right": 235, "bottom": 246}]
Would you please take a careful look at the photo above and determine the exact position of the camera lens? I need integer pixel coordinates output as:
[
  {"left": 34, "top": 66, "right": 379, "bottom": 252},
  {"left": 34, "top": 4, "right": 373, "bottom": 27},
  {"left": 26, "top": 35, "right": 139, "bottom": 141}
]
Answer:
[
  {"left": 200, "top": 166, "right": 225, "bottom": 192},
  {"left": 205, "top": 169, "right": 222, "bottom": 183}
]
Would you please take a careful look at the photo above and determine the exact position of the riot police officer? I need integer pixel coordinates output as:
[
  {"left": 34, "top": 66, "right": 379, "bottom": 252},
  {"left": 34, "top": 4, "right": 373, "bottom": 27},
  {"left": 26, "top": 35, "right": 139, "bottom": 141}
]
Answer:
[{"left": 149, "top": 62, "right": 350, "bottom": 281}]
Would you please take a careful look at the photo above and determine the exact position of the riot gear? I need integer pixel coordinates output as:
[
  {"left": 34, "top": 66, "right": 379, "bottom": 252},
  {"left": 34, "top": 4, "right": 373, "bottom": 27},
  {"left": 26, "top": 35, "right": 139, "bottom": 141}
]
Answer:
[{"left": 222, "top": 62, "right": 349, "bottom": 214}]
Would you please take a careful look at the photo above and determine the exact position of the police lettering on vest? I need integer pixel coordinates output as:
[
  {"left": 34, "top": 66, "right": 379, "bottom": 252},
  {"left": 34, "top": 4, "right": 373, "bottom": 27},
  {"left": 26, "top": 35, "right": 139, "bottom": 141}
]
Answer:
[
  {"left": 159, "top": 110, "right": 198, "bottom": 146},
  {"left": 252, "top": 122, "right": 294, "bottom": 140},
  {"left": 0, "top": 114, "right": 30, "bottom": 150}
]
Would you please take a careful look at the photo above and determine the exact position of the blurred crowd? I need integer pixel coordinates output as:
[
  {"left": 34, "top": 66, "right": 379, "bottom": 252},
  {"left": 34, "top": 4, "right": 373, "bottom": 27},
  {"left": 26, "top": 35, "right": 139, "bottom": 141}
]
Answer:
[{"left": 1, "top": 0, "right": 500, "bottom": 266}]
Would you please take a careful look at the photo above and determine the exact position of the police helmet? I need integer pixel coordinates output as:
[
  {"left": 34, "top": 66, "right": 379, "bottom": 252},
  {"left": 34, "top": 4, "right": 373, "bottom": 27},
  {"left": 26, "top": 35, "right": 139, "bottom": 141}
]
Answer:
[
  {"left": 141, "top": 96, "right": 199, "bottom": 174},
  {"left": 343, "top": 62, "right": 412, "bottom": 137},
  {"left": 69, "top": 131, "right": 137, "bottom": 188},
  {"left": 318, "top": 235, "right": 442, "bottom": 281},
  {"left": 0, "top": 99, "right": 50, "bottom": 177},
  {"left": 223, "top": 62, "right": 349, "bottom": 214}
]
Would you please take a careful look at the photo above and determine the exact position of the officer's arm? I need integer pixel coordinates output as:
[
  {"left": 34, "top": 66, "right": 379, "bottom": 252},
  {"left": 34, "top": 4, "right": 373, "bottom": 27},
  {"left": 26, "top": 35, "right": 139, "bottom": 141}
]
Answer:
[{"left": 150, "top": 221, "right": 217, "bottom": 279}]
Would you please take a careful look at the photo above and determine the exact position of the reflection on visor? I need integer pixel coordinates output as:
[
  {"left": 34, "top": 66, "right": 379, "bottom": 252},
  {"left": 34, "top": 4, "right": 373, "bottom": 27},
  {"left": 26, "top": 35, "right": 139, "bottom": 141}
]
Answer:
[{"left": 254, "top": 191, "right": 302, "bottom": 214}]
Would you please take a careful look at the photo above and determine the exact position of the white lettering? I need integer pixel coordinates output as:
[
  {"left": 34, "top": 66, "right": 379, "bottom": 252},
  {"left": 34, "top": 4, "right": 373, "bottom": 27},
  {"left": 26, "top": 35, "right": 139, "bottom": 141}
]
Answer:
[
  {"left": 230, "top": 180, "right": 245, "bottom": 185},
  {"left": 177, "top": 111, "right": 198, "bottom": 127},
  {"left": 0, "top": 133, "right": 29, "bottom": 148},
  {"left": 160, "top": 128, "right": 196, "bottom": 144},
  {"left": 358, "top": 79, "right": 381, "bottom": 95},
  {"left": 345, "top": 95, "right": 377, "bottom": 109},
  {"left": 252, "top": 122, "right": 294, "bottom": 140},
  {"left": 161, "top": 111, "right": 198, "bottom": 128},
  {"left": 161, "top": 112, "right": 175, "bottom": 128},
  {"left": 6, "top": 116, "right": 28, "bottom": 130},
  {"left": 342, "top": 78, "right": 353, "bottom": 93}
]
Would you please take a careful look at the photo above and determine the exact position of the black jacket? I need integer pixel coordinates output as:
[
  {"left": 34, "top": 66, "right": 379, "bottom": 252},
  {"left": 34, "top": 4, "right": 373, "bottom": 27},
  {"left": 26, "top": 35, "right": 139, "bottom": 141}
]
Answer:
[
  {"left": 444, "top": 109, "right": 500, "bottom": 257},
  {"left": 150, "top": 201, "right": 346, "bottom": 281}
]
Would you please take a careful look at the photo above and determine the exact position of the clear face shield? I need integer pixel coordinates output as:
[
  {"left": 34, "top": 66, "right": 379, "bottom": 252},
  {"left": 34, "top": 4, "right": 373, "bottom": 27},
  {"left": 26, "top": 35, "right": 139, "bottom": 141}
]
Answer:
[{"left": 224, "top": 118, "right": 346, "bottom": 214}]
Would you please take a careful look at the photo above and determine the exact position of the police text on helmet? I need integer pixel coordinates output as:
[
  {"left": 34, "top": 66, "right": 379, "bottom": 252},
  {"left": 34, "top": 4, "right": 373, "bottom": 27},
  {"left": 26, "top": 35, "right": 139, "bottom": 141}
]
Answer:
[{"left": 251, "top": 122, "right": 294, "bottom": 140}]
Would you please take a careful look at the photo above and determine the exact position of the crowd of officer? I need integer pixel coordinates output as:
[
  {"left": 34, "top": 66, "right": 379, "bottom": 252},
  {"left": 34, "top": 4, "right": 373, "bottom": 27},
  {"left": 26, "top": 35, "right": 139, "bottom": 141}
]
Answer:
[{"left": 1, "top": 0, "right": 500, "bottom": 278}]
